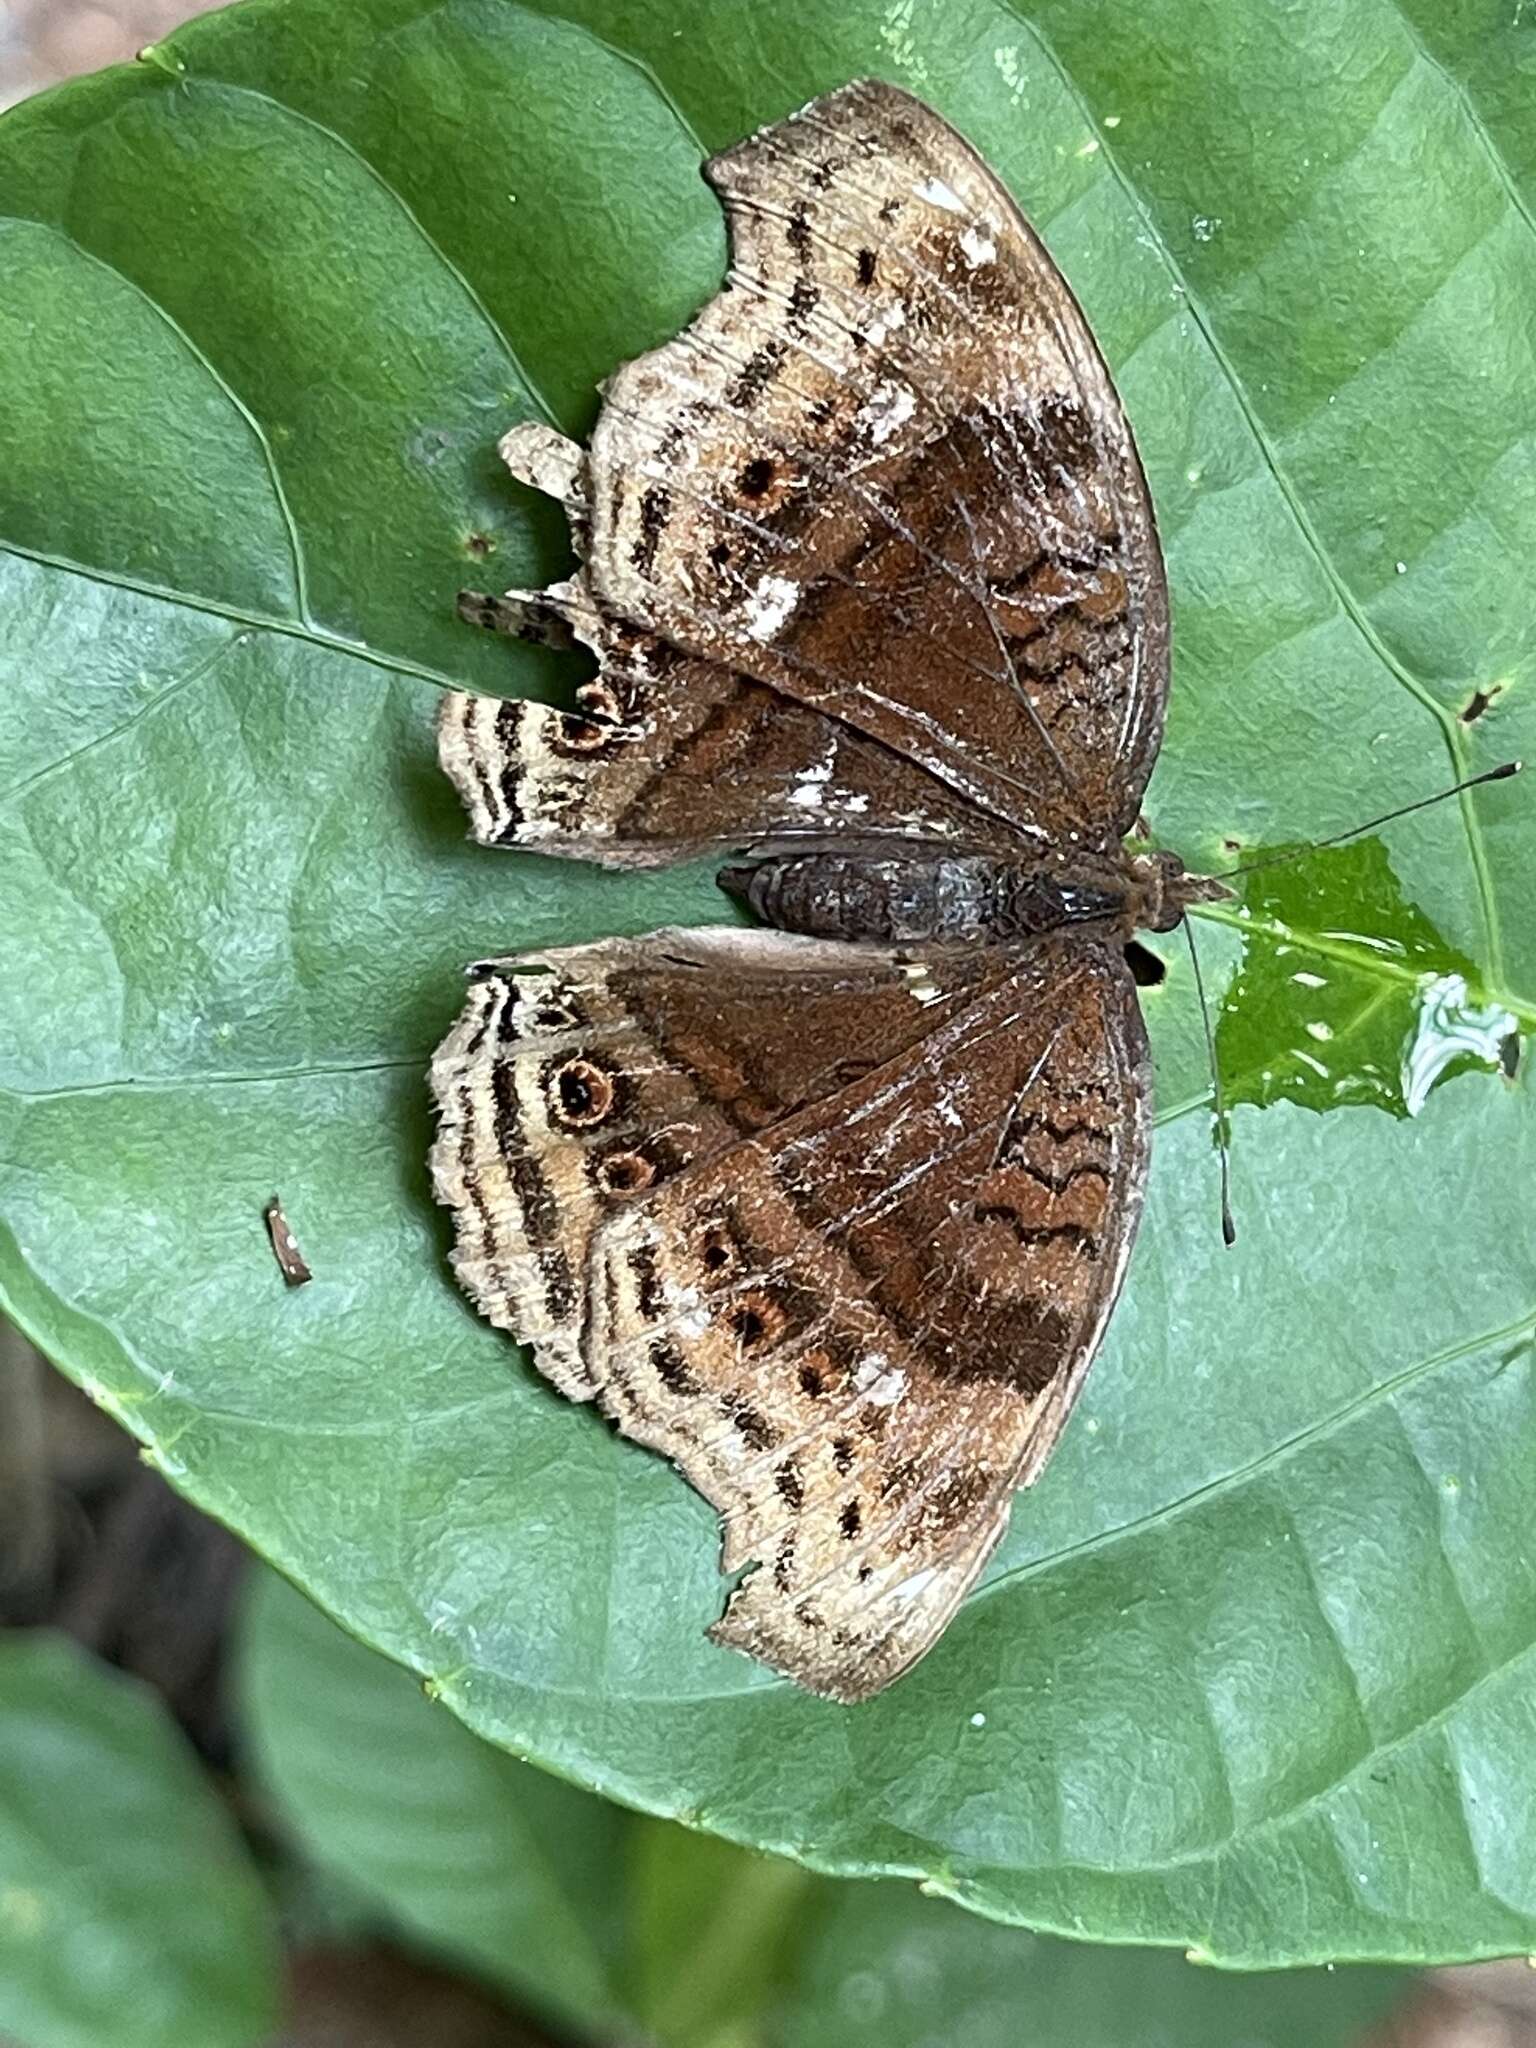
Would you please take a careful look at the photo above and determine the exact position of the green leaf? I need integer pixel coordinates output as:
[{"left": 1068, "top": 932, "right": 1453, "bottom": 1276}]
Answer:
[
  {"left": 3, "top": 0, "right": 1536, "bottom": 1969},
  {"left": 1217, "top": 838, "right": 1518, "bottom": 1116},
  {"left": 239, "top": 1569, "right": 629, "bottom": 2034},
  {"left": 242, "top": 1575, "right": 1411, "bottom": 2047},
  {"left": 0, "top": 1633, "right": 278, "bottom": 2048}
]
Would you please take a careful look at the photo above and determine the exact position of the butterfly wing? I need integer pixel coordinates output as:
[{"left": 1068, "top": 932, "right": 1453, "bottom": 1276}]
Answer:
[
  {"left": 586, "top": 77, "right": 1170, "bottom": 846},
  {"left": 430, "top": 929, "right": 1149, "bottom": 1700},
  {"left": 446, "top": 78, "right": 1168, "bottom": 868},
  {"left": 441, "top": 503, "right": 1013, "bottom": 868}
]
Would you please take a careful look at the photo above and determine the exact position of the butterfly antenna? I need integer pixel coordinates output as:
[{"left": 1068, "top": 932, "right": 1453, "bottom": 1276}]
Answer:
[
  {"left": 1183, "top": 917, "right": 1235, "bottom": 1248},
  {"left": 1217, "top": 761, "right": 1521, "bottom": 881}
]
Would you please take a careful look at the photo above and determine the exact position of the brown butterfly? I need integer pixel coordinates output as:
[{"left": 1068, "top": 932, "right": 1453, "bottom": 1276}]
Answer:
[{"left": 429, "top": 78, "right": 1227, "bottom": 1703}]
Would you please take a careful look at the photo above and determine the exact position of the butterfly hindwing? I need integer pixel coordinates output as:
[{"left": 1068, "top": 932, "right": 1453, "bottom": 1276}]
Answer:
[
  {"left": 439, "top": 553, "right": 1012, "bottom": 867},
  {"left": 430, "top": 928, "right": 1149, "bottom": 1700},
  {"left": 429, "top": 926, "right": 996, "bottom": 1392}
]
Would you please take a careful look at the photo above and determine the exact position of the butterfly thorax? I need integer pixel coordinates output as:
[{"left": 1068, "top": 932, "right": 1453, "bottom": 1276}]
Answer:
[{"left": 720, "top": 848, "right": 1226, "bottom": 946}]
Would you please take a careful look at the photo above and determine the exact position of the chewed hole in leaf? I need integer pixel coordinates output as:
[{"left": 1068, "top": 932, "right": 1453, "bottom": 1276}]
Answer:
[{"left": 1217, "top": 837, "right": 1517, "bottom": 1118}]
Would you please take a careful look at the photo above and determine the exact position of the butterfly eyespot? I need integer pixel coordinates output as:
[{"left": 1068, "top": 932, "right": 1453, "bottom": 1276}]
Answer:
[
  {"left": 554, "top": 713, "right": 615, "bottom": 754},
  {"left": 533, "top": 1003, "right": 575, "bottom": 1030},
  {"left": 738, "top": 457, "right": 775, "bottom": 499},
  {"left": 547, "top": 1057, "right": 617, "bottom": 1127},
  {"left": 728, "top": 1292, "right": 787, "bottom": 1349},
  {"left": 596, "top": 1148, "right": 655, "bottom": 1194},
  {"left": 576, "top": 681, "right": 624, "bottom": 722}
]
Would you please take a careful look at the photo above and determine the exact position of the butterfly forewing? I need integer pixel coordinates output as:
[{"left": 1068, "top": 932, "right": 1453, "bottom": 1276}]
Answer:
[{"left": 587, "top": 77, "right": 1169, "bottom": 847}]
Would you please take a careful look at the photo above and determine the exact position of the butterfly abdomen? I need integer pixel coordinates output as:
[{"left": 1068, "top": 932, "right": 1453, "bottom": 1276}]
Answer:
[{"left": 723, "top": 850, "right": 1137, "bottom": 945}]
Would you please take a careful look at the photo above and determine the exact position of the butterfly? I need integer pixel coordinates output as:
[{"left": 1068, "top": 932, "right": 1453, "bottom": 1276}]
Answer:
[{"left": 428, "top": 78, "right": 1227, "bottom": 1703}]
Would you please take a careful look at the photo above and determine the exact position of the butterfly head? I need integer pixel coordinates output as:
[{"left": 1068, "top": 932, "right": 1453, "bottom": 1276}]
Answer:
[{"left": 1128, "top": 850, "right": 1233, "bottom": 933}]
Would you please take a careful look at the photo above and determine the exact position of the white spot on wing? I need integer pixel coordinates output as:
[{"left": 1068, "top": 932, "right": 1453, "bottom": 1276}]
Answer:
[
  {"left": 914, "top": 175, "right": 966, "bottom": 213},
  {"left": 854, "top": 1355, "right": 907, "bottom": 1406},
  {"left": 864, "top": 300, "right": 907, "bottom": 346},
  {"left": 745, "top": 573, "right": 800, "bottom": 641},
  {"left": 901, "top": 961, "right": 944, "bottom": 1006},
  {"left": 787, "top": 734, "right": 836, "bottom": 809},
  {"left": 959, "top": 224, "right": 997, "bottom": 267},
  {"left": 858, "top": 381, "right": 917, "bottom": 445}
]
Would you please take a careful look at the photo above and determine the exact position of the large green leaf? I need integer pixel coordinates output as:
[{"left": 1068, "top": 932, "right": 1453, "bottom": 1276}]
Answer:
[
  {"left": 242, "top": 1572, "right": 1410, "bottom": 2046},
  {"left": 0, "top": 1634, "right": 278, "bottom": 2048},
  {"left": 2, "top": 0, "right": 1534, "bottom": 1968}
]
